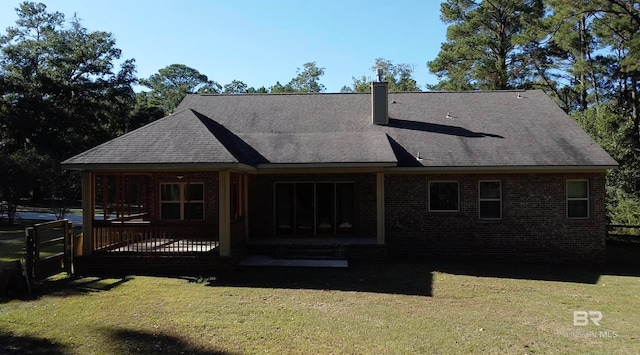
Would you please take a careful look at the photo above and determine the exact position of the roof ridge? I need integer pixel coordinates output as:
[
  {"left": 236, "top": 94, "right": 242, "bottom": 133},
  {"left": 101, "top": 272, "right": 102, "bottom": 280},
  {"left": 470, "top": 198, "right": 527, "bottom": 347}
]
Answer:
[{"left": 193, "top": 90, "right": 535, "bottom": 97}]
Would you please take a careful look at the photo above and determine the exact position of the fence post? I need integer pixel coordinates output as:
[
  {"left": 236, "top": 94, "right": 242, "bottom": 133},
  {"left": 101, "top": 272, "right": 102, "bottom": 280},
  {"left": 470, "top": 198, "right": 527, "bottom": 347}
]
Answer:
[
  {"left": 64, "top": 221, "right": 73, "bottom": 275},
  {"left": 25, "top": 227, "right": 35, "bottom": 285}
]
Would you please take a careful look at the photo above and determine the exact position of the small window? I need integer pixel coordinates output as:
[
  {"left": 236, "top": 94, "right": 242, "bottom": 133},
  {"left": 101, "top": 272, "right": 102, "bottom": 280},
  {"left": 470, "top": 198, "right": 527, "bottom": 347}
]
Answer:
[
  {"left": 479, "top": 181, "right": 501, "bottom": 219},
  {"left": 429, "top": 181, "right": 459, "bottom": 212},
  {"left": 160, "top": 182, "right": 204, "bottom": 220},
  {"left": 567, "top": 180, "right": 589, "bottom": 219}
]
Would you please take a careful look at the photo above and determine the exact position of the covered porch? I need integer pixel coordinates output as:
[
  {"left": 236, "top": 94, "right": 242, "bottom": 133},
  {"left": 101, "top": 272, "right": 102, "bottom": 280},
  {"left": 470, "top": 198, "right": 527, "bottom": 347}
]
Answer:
[{"left": 78, "top": 170, "right": 248, "bottom": 258}]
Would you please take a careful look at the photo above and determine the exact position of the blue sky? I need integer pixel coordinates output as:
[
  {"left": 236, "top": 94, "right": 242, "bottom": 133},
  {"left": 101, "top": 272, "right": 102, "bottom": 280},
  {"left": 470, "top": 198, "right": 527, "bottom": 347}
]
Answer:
[{"left": 0, "top": 0, "right": 448, "bottom": 92}]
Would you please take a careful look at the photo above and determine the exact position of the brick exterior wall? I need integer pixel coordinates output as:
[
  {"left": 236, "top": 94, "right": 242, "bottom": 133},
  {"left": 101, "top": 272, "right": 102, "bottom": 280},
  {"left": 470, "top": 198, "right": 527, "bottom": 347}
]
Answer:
[
  {"left": 248, "top": 173, "right": 377, "bottom": 238},
  {"left": 384, "top": 172, "right": 607, "bottom": 263}
]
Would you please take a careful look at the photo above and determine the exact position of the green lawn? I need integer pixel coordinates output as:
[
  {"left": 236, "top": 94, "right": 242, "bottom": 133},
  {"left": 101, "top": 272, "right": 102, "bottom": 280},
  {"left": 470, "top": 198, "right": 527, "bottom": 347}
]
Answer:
[{"left": 1, "top": 259, "right": 639, "bottom": 354}]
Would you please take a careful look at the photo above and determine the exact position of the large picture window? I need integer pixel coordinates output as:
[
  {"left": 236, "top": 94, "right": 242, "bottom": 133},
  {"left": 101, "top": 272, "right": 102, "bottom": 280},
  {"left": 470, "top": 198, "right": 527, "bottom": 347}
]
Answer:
[
  {"left": 160, "top": 182, "right": 204, "bottom": 220},
  {"left": 479, "top": 181, "right": 501, "bottom": 219},
  {"left": 429, "top": 181, "right": 459, "bottom": 212},
  {"left": 567, "top": 180, "right": 589, "bottom": 219},
  {"left": 275, "top": 182, "right": 354, "bottom": 235}
]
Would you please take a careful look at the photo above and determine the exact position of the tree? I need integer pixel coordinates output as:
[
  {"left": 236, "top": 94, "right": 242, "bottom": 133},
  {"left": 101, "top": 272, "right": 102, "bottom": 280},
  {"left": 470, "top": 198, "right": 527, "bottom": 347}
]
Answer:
[
  {"left": 350, "top": 58, "right": 420, "bottom": 92},
  {"left": 0, "top": 2, "right": 136, "bottom": 158},
  {"left": 427, "top": 0, "right": 640, "bottom": 225},
  {"left": 223, "top": 80, "right": 268, "bottom": 94},
  {"left": 140, "top": 64, "right": 221, "bottom": 114},
  {"left": 247, "top": 86, "right": 268, "bottom": 94},
  {"left": 269, "top": 62, "right": 326, "bottom": 93},
  {"left": 288, "top": 62, "right": 325, "bottom": 93},
  {"left": 0, "top": 1, "right": 135, "bottom": 212},
  {"left": 268, "top": 81, "right": 294, "bottom": 93},
  {"left": 591, "top": 0, "right": 640, "bottom": 141},
  {"left": 427, "top": 0, "right": 544, "bottom": 90},
  {"left": 224, "top": 80, "right": 249, "bottom": 94},
  {"left": 127, "top": 92, "right": 166, "bottom": 131}
]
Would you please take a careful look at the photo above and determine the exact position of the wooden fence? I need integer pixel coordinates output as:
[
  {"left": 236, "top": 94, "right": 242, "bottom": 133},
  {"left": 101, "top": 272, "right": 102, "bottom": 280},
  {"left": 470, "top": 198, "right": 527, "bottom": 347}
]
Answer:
[{"left": 25, "top": 220, "right": 73, "bottom": 283}]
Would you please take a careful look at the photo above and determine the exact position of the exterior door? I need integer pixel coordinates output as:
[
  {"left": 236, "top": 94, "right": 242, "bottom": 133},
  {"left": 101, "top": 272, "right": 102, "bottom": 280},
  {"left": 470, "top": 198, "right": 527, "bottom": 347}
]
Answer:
[{"left": 274, "top": 182, "right": 354, "bottom": 236}]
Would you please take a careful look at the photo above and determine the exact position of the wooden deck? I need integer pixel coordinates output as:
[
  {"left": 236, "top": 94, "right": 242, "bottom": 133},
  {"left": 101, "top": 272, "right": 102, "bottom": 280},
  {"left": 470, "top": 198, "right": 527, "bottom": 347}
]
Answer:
[{"left": 92, "top": 222, "right": 219, "bottom": 254}]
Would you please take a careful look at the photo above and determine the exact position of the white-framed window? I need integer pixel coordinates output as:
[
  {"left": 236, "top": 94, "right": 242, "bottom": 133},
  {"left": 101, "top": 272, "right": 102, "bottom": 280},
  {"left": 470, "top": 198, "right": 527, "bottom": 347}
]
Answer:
[
  {"left": 479, "top": 180, "right": 501, "bottom": 219},
  {"left": 160, "top": 182, "right": 204, "bottom": 220},
  {"left": 567, "top": 180, "right": 589, "bottom": 219},
  {"left": 429, "top": 181, "right": 459, "bottom": 212}
]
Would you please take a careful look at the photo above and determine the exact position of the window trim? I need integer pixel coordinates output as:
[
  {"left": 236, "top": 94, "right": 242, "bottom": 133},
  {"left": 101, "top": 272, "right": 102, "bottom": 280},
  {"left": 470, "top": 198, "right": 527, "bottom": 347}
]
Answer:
[
  {"left": 478, "top": 180, "right": 502, "bottom": 220},
  {"left": 159, "top": 182, "right": 205, "bottom": 221},
  {"left": 566, "top": 179, "right": 589, "bottom": 219},
  {"left": 428, "top": 180, "right": 460, "bottom": 212}
]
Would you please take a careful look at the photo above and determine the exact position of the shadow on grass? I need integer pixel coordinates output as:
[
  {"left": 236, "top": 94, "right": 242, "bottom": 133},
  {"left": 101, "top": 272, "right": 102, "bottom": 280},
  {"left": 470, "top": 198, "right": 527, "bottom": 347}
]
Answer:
[
  {"left": 38, "top": 276, "right": 132, "bottom": 296},
  {"left": 0, "top": 332, "right": 67, "bottom": 354},
  {"left": 426, "top": 243, "right": 640, "bottom": 285},
  {"left": 103, "top": 327, "right": 236, "bottom": 355},
  {"left": 1, "top": 276, "right": 132, "bottom": 303},
  {"left": 429, "top": 261, "right": 603, "bottom": 284},
  {"left": 208, "top": 244, "right": 640, "bottom": 292},
  {"left": 208, "top": 262, "right": 433, "bottom": 296}
]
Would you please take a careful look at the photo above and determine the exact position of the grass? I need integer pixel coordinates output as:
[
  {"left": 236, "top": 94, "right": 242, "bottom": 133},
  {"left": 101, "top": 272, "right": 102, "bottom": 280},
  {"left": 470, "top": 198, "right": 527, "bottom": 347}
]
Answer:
[
  {"left": 2, "top": 220, "right": 639, "bottom": 353},
  {"left": 1, "top": 259, "right": 639, "bottom": 354}
]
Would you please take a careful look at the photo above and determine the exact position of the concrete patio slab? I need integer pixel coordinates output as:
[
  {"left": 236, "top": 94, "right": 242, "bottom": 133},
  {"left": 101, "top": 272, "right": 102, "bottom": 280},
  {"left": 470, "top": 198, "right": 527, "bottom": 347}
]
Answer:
[{"left": 239, "top": 255, "right": 348, "bottom": 268}]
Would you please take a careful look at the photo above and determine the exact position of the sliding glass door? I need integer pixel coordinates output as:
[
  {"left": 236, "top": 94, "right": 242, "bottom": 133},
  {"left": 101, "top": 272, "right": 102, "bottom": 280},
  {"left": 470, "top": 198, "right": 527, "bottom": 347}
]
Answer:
[{"left": 275, "top": 182, "right": 354, "bottom": 236}]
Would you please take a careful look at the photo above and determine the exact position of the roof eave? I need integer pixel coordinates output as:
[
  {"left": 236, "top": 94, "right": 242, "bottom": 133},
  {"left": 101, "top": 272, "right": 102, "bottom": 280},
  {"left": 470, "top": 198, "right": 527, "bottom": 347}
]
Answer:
[
  {"left": 255, "top": 162, "right": 398, "bottom": 169},
  {"left": 387, "top": 164, "right": 618, "bottom": 174},
  {"left": 61, "top": 162, "right": 257, "bottom": 172}
]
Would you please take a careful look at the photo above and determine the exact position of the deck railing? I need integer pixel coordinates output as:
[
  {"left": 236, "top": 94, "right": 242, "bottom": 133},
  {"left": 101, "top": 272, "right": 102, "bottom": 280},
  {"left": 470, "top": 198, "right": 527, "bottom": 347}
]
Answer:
[{"left": 93, "top": 222, "right": 219, "bottom": 254}]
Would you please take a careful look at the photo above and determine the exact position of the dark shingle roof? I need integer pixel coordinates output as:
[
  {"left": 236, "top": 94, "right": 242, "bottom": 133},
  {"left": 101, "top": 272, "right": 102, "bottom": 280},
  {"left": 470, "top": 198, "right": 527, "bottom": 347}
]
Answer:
[
  {"left": 63, "top": 90, "right": 617, "bottom": 170},
  {"left": 61, "top": 109, "right": 242, "bottom": 166},
  {"left": 238, "top": 132, "right": 396, "bottom": 165}
]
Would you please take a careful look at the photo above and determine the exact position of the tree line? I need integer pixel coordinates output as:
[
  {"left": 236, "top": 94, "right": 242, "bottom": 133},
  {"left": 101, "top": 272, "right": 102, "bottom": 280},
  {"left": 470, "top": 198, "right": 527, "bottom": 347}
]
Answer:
[
  {"left": 1, "top": 1, "right": 638, "bottom": 226},
  {"left": 427, "top": 0, "right": 640, "bottom": 225}
]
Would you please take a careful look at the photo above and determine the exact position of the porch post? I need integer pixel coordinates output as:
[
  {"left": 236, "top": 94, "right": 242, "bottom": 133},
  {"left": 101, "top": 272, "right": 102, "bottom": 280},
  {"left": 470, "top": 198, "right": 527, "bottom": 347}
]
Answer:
[
  {"left": 376, "top": 172, "right": 385, "bottom": 244},
  {"left": 219, "top": 171, "right": 231, "bottom": 256},
  {"left": 81, "top": 171, "right": 93, "bottom": 255},
  {"left": 243, "top": 173, "right": 249, "bottom": 241}
]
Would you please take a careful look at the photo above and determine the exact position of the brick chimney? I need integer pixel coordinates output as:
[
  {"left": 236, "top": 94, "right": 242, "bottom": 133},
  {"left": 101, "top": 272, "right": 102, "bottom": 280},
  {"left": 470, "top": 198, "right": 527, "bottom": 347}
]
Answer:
[{"left": 371, "top": 69, "right": 389, "bottom": 125}]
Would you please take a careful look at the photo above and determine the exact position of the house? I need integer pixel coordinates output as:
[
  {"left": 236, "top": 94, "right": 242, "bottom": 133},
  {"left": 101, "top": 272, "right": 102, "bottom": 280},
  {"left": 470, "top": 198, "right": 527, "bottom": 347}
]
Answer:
[{"left": 61, "top": 82, "right": 617, "bottom": 270}]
